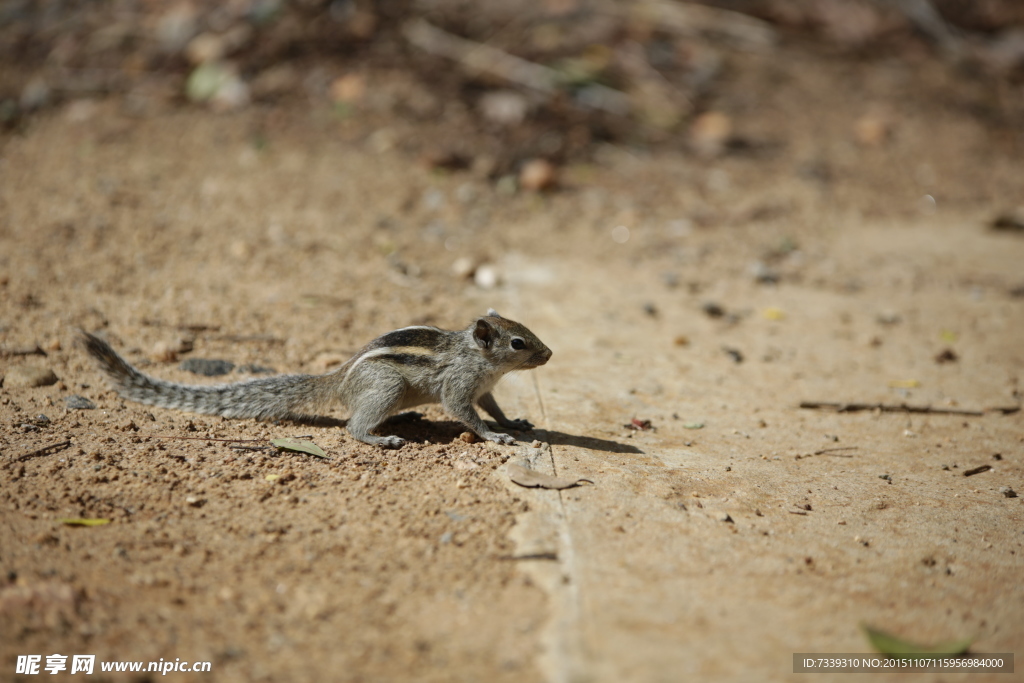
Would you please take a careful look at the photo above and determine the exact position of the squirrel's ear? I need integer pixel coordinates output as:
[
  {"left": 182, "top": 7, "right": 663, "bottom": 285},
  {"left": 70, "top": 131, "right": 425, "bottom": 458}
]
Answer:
[
  {"left": 486, "top": 308, "right": 502, "bottom": 318},
  {"left": 473, "top": 318, "right": 496, "bottom": 349}
]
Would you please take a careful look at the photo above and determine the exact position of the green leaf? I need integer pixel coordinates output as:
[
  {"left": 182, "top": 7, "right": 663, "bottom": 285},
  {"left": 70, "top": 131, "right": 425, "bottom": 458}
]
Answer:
[
  {"left": 862, "top": 625, "right": 971, "bottom": 657},
  {"left": 271, "top": 438, "right": 329, "bottom": 459},
  {"left": 186, "top": 63, "right": 230, "bottom": 103},
  {"left": 59, "top": 518, "right": 111, "bottom": 526}
]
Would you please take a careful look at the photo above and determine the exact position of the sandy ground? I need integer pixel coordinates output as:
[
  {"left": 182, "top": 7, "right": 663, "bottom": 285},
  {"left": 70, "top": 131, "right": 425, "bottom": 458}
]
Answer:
[{"left": 2, "top": 43, "right": 1023, "bottom": 682}]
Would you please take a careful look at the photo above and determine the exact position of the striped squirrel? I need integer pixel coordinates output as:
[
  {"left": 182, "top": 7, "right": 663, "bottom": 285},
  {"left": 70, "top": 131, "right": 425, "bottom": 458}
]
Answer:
[{"left": 81, "top": 310, "right": 552, "bottom": 449}]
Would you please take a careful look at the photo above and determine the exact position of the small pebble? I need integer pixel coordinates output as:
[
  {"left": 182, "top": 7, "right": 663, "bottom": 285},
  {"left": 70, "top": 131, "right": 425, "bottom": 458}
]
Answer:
[
  {"left": 156, "top": 3, "right": 199, "bottom": 52},
  {"left": 875, "top": 312, "right": 902, "bottom": 325},
  {"left": 495, "top": 175, "right": 517, "bottom": 196},
  {"left": 455, "top": 182, "right": 478, "bottom": 205},
  {"left": 990, "top": 207, "right": 1024, "bottom": 232},
  {"left": 250, "top": 64, "right": 298, "bottom": 99},
  {"left": 722, "top": 346, "right": 744, "bottom": 363},
  {"left": 330, "top": 74, "right": 366, "bottom": 104},
  {"left": 459, "top": 432, "right": 479, "bottom": 444},
  {"left": 999, "top": 486, "right": 1017, "bottom": 498},
  {"left": 20, "top": 77, "right": 51, "bottom": 110},
  {"left": 701, "top": 301, "right": 725, "bottom": 318},
  {"left": 518, "top": 159, "right": 557, "bottom": 192},
  {"left": 474, "top": 264, "right": 499, "bottom": 289},
  {"left": 185, "top": 32, "right": 227, "bottom": 65},
  {"left": 420, "top": 149, "right": 468, "bottom": 171},
  {"left": 478, "top": 90, "right": 528, "bottom": 126},
  {"left": 853, "top": 111, "right": 892, "bottom": 146},
  {"left": 451, "top": 257, "right": 476, "bottom": 279},
  {"left": 65, "top": 395, "right": 96, "bottom": 410},
  {"left": 750, "top": 261, "right": 780, "bottom": 284},
  {"left": 4, "top": 366, "right": 58, "bottom": 388},
  {"left": 150, "top": 341, "right": 180, "bottom": 363},
  {"left": 690, "top": 111, "right": 732, "bottom": 158}
]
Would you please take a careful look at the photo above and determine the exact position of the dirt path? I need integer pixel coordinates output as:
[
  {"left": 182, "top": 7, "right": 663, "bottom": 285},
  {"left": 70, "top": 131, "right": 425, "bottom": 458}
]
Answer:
[
  {"left": 509, "top": 220, "right": 1023, "bottom": 681},
  {"left": 2, "top": 45, "right": 1023, "bottom": 681}
]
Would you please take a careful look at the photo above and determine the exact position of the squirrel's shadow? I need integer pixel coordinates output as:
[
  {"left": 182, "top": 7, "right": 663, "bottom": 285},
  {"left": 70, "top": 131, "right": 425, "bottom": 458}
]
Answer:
[
  {"left": 535, "top": 429, "right": 643, "bottom": 454},
  {"left": 283, "top": 413, "right": 642, "bottom": 454}
]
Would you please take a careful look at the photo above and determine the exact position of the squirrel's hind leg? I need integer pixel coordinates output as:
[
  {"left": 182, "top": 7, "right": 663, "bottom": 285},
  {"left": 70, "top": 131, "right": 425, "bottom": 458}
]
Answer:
[{"left": 344, "top": 370, "right": 408, "bottom": 449}]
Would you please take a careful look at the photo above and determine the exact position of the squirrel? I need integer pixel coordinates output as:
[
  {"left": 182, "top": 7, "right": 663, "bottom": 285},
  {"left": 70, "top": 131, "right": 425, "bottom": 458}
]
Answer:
[{"left": 80, "top": 310, "right": 552, "bottom": 449}]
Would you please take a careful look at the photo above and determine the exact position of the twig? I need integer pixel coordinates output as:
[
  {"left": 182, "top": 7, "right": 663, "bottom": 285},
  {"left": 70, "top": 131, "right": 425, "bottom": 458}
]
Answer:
[
  {"left": 813, "top": 446, "right": 858, "bottom": 456},
  {"left": 214, "top": 334, "right": 284, "bottom": 343},
  {"left": 625, "top": 0, "right": 777, "bottom": 50},
  {"left": 498, "top": 552, "right": 559, "bottom": 561},
  {"left": 402, "top": 18, "right": 631, "bottom": 116},
  {"left": 988, "top": 405, "right": 1022, "bottom": 414},
  {"left": 141, "top": 319, "right": 221, "bottom": 332},
  {"left": 0, "top": 345, "right": 46, "bottom": 358},
  {"left": 616, "top": 41, "right": 692, "bottom": 124},
  {"left": 150, "top": 435, "right": 265, "bottom": 443},
  {"left": 11, "top": 440, "right": 72, "bottom": 462},
  {"left": 799, "top": 401, "right": 1019, "bottom": 416},
  {"left": 150, "top": 434, "right": 313, "bottom": 450}
]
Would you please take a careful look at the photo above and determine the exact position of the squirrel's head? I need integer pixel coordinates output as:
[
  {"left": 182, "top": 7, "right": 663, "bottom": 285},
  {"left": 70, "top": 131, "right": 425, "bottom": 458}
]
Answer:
[{"left": 471, "top": 310, "right": 552, "bottom": 371}]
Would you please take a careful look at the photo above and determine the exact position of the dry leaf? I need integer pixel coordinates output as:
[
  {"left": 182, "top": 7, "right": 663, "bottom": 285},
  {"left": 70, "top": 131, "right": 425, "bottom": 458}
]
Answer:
[
  {"left": 271, "top": 438, "right": 329, "bottom": 459},
  {"left": 862, "top": 625, "right": 971, "bottom": 657},
  {"left": 59, "top": 518, "right": 111, "bottom": 526},
  {"left": 507, "top": 463, "right": 593, "bottom": 490}
]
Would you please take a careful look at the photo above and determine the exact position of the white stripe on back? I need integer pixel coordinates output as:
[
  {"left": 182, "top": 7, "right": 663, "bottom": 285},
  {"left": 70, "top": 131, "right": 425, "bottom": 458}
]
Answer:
[{"left": 345, "top": 345, "right": 437, "bottom": 378}]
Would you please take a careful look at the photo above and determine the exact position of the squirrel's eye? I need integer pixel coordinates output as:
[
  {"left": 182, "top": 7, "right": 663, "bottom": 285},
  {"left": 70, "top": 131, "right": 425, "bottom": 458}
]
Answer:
[{"left": 511, "top": 338, "right": 526, "bottom": 350}]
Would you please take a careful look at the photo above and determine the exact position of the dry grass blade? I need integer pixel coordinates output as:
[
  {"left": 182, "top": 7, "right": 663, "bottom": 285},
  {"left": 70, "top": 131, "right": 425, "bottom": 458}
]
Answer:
[
  {"left": 402, "top": 18, "right": 631, "bottom": 116},
  {"left": 507, "top": 463, "right": 594, "bottom": 490}
]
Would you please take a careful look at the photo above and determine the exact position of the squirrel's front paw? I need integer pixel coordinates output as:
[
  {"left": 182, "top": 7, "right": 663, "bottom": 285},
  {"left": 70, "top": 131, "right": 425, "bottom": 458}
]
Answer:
[
  {"left": 378, "top": 436, "right": 406, "bottom": 449},
  {"left": 504, "top": 418, "right": 533, "bottom": 431},
  {"left": 485, "top": 432, "right": 517, "bottom": 445}
]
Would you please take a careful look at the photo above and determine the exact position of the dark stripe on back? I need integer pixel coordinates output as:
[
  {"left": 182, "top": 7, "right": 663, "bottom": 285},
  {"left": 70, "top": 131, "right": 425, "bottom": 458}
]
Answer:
[
  {"left": 369, "top": 327, "right": 445, "bottom": 351},
  {"left": 374, "top": 353, "right": 438, "bottom": 368}
]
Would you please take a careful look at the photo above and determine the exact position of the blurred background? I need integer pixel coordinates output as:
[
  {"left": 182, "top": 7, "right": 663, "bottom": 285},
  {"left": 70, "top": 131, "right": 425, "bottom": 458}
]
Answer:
[{"left": 2, "top": 0, "right": 1023, "bottom": 177}]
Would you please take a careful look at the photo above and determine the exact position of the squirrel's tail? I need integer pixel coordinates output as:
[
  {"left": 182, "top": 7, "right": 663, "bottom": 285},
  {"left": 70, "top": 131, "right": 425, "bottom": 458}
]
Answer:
[{"left": 80, "top": 331, "right": 328, "bottom": 420}]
